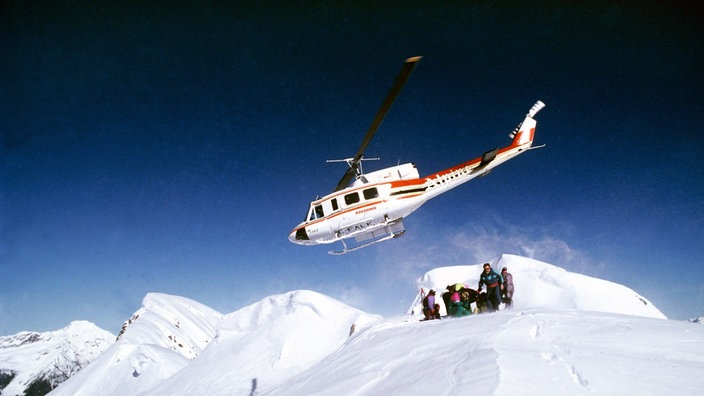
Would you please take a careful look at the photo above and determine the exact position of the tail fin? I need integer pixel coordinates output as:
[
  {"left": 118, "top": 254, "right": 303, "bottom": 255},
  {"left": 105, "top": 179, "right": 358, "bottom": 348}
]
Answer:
[{"left": 509, "top": 100, "right": 545, "bottom": 147}]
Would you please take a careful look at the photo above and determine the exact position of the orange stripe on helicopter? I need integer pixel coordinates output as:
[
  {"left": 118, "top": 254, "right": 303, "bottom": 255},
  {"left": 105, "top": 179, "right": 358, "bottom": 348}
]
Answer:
[{"left": 297, "top": 199, "right": 383, "bottom": 229}]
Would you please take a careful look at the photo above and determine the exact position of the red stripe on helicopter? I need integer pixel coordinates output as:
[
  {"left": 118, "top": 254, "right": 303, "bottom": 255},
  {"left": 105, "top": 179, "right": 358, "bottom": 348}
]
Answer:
[{"left": 298, "top": 199, "right": 383, "bottom": 229}]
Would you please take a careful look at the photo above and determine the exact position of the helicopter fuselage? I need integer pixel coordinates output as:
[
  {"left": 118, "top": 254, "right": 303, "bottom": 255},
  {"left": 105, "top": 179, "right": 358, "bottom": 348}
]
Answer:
[
  {"left": 286, "top": 56, "right": 544, "bottom": 254},
  {"left": 289, "top": 162, "right": 425, "bottom": 246},
  {"left": 288, "top": 119, "right": 538, "bottom": 252}
]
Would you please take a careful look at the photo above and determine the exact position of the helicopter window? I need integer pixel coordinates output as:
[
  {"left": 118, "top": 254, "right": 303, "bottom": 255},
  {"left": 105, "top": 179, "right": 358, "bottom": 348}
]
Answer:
[
  {"left": 363, "top": 188, "right": 379, "bottom": 200},
  {"left": 307, "top": 204, "right": 325, "bottom": 221},
  {"left": 344, "top": 192, "right": 360, "bottom": 205},
  {"left": 331, "top": 198, "right": 339, "bottom": 211}
]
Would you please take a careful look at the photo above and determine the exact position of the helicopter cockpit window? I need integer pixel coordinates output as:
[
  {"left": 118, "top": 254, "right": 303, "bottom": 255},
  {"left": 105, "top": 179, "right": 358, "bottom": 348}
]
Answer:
[
  {"left": 307, "top": 204, "right": 325, "bottom": 221},
  {"left": 344, "top": 192, "right": 360, "bottom": 205},
  {"left": 363, "top": 188, "right": 379, "bottom": 200}
]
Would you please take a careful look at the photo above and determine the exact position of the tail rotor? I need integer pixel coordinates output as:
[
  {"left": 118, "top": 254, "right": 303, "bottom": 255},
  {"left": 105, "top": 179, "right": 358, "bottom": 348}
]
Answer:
[{"left": 509, "top": 100, "right": 545, "bottom": 139}]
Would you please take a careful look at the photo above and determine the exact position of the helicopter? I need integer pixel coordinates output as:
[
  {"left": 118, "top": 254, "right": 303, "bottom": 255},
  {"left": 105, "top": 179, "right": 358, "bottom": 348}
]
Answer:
[{"left": 288, "top": 56, "right": 545, "bottom": 254}]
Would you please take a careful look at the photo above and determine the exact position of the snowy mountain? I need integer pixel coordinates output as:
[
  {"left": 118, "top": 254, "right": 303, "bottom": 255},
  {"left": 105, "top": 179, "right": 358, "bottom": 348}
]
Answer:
[
  {"left": 50, "top": 293, "right": 224, "bottom": 396},
  {"left": 50, "top": 255, "right": 704, "bottom": 395},
  {"left": 408, "top": 254, "right": 666, "bottom": 319},
  {"left": 0, "top": 321, "right": 113, "bottom": 396},
  {"left": 51, "top": 290, "right": 380, "bottom": 396}
]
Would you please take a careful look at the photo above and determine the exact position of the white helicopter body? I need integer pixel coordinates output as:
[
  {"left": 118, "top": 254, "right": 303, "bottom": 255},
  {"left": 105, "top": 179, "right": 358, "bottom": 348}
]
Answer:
[{"left": 288, "top": 57, "right": 545, "bottom": 254}]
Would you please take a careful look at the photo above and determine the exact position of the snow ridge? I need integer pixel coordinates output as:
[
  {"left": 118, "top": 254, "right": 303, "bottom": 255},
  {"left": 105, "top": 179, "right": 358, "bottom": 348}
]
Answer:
[
  {"left": 411, "top": 254, "right": 665, "bottom": 319},
  {"left": 49, "top": 293, "right": 223, "bottom": 396},
  {"left": 141, "top": 290, "right": 382, "bottom": 396},
  {"left": 48, "top": 255, "right": 704, "bottom": 395},
  {"left": 51, "top": 290, "right": 381, "bottom": 396},
  {"left": 0, "top": 321, "right": 113, "bottom": 395}
]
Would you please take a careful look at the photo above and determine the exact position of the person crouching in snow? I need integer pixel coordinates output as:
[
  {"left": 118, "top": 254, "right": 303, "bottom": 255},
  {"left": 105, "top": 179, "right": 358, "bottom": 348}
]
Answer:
[
  {"left": 422, "top": 290, "right": 441, "bottom": 320},
  {"left": 477, "top": 263, "right": 503, "bottom": 312},
  {"left": 445, "top": 284, "right": 471, "bottom": 317}
]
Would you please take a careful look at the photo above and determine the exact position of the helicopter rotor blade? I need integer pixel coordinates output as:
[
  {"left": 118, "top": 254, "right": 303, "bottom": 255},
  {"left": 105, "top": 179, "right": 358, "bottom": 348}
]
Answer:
[{"left": 333, "top": 56, "right": 422, "bottom": 192}]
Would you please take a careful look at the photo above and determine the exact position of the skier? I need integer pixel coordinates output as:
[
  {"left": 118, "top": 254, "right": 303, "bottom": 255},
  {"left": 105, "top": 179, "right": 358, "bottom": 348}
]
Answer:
[{"left": 477, "top": 263, "right": 503, "bottom": 312}]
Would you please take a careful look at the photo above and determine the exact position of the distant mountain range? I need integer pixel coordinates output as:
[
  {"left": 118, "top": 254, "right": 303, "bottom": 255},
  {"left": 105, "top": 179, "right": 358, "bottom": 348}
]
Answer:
[{"left": 0, "top": 321, "right": 113, "bottom": 395}]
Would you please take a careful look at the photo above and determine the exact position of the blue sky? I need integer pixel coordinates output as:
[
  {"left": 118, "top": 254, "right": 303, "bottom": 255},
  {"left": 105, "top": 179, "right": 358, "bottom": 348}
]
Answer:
[{"left": 1, "top": 2, "right": 702, "bottom": 334}]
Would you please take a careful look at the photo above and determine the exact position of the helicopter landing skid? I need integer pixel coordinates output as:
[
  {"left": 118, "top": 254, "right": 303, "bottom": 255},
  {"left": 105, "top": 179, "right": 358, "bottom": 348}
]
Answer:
[{"left": 329, "top": 230, "right": 406, "bottom": 255}]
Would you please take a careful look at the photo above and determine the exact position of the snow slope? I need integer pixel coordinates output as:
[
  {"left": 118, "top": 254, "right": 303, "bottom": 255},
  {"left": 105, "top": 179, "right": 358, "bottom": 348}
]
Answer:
[
  {"left": 0, "top": 321, "right": 113, "bottom": 395},
  {"left": 50, "top": 255, "right": 704, "bottom": 395},
  {"left": 269, "top": 310, "right": 702, "bottom": 395}
]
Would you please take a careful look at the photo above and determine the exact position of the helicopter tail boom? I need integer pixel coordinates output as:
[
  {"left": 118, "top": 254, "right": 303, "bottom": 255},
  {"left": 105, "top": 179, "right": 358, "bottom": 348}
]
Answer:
[{"left": 421, "top": 100, "right": 545, "bottom": 202}]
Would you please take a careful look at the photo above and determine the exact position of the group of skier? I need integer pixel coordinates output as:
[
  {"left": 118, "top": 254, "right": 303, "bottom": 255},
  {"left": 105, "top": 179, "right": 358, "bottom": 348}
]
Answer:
[{"left": 422, "top": 263, "right": 514, "bottom": 320}]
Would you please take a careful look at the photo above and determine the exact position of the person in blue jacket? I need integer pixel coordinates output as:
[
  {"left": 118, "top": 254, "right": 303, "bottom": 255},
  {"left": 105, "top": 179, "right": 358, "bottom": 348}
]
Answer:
[{"left": 477, "top": 263, "right": 504, "bottom": 312}]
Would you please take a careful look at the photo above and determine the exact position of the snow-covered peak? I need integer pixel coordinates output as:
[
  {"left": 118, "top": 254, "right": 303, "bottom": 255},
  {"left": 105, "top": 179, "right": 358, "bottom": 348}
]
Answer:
[
  {"left": 220, "top": 289, "right": 380, "bottom": 334},
  {"left": 148, "top": 290, "right": 382, "bottom": 396},
  {"left": 52, "top": 290, "right": 381, "bottom": 396},
  {"left": 117, "top": 292, "right": 223, "bottom": 359},
  {"left": 49, "top": 255, "right": 700, "bottom": 396},
  {"left": 411, "top": 254, "right": 666, "bottom": 319},
  {"left": 0, "top": 321, "right": 113, "bottom": 396},
  {"left": 51, "top": 293, "right": 224, "bottom": 396}
]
